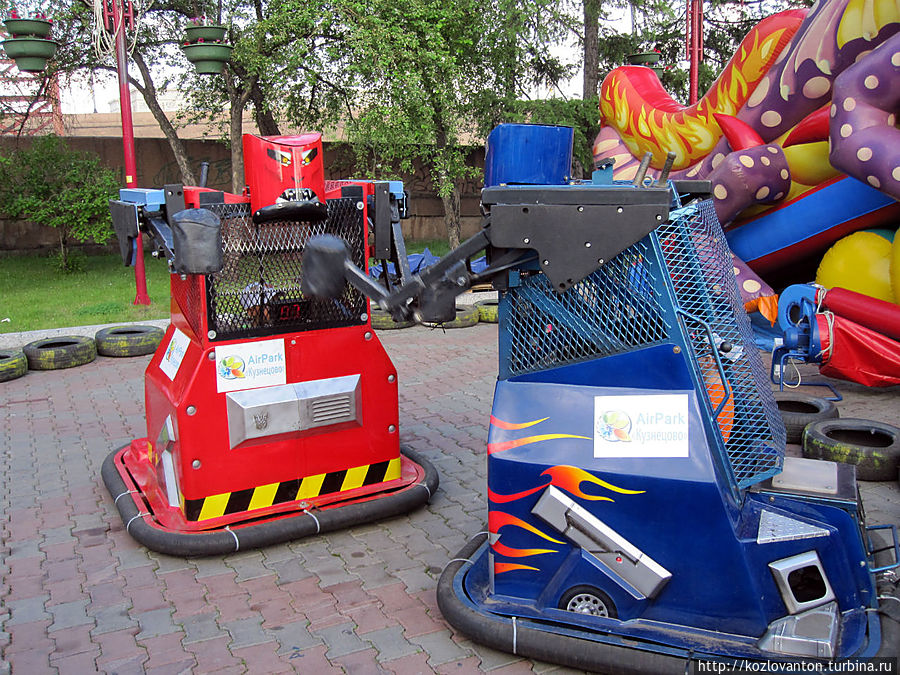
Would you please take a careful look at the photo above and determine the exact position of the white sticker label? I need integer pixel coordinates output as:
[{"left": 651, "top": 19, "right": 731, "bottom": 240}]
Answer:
[
  {"left": 215, "top": 338, "right": 287, "bottom": 393},
  {"left": 594, "top": 394, "right": 689, "bottom": 458},
  {"left": 159, "top": 328, "right": 190, "bottom": 381}
]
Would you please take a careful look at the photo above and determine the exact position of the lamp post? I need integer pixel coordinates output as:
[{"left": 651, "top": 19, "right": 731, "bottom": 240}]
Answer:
[{"left": 105, "top": 0, "right": 150, "bottom": 305}]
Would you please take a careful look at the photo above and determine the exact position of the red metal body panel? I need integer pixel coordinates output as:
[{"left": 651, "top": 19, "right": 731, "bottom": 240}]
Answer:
[
  {"left": 242, "top": 133, "right": 326, "bottom": 211},
  {"left": 183, "top": 186, "right": 250, "bottom": 208},
  {"left": 142, "top": 323, "right": 400, "bottom": 500}
]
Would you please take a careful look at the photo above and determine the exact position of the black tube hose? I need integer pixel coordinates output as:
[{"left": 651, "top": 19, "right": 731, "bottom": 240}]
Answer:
[
  {"left": 436, "top": 534, "right": 688, "bottom": 675},
  {"left": 875, "top": 577, "right": 899, "bottom": 658},
  {"left": 102, "top": 445, "right": 439, "bottom": 557},
  {"left": 437, "top": 536, "right": 900, "bottom": 673}
]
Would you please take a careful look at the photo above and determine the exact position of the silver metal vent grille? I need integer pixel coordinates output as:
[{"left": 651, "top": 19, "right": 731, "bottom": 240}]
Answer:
[{"left": 311, "top": 395, "right": 353, "bottom": 424}]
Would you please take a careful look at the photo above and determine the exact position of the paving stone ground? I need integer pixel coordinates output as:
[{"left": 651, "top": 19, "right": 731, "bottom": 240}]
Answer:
[{"left": 1, "top": 321, "right": 898, "bottom": 674}]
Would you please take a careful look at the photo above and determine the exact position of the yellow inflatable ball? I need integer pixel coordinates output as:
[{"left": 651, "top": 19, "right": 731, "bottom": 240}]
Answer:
[
  {"left": 892, "top": 233, "right": 900, "bottom": 305},
  {"left": 816, "top": 231, "right": 895, "bottom": 304}
]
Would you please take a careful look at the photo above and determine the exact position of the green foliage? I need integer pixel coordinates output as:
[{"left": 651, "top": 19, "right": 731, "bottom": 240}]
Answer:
[
  {"left": 316, "top": 0, "right": 567, "bottom": 245},
  {"left": 513, "top": 98, "right": 600, "bottom": 177},
  {"left": 50, "top": 248, "right": 87, "bottom": 273},
  {"left": 0, "top": 136, "right": 120, "bottom": 272}
]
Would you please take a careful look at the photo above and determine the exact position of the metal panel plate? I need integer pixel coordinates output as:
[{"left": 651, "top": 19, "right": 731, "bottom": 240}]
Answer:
[
  {"left": 490, "top": 201, "right": 668, "bottom": 292},
  {"left": 759, "top": 602, "right": 839, "bottom": 658},
  {"left": 771, "top": 457, "right": 839, "bottom": 495},
  {"left": 226, "top": 374, "right": 361, "bottom": 448},
  {"left": 757, "top": 510, "right": 829, "bottom": 544},
  {"left": 532, "top": 486, "right": 671, "bottom": 599}
]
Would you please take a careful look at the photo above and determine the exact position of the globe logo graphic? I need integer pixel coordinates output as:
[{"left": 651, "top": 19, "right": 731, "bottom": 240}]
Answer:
[{"left": 597, "top": 410, "right": 632, "bottom": 442}]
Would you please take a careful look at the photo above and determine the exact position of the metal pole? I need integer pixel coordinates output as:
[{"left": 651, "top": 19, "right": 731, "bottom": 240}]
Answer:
[
  {"left": 688, "top": 0, "right": 702, "bottom": 105},
  {"left": 114, "top": 0, "right": 150, "bottom": 305}
]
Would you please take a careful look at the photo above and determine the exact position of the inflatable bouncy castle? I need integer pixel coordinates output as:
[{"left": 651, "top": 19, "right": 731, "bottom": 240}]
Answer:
[{"left": 594, "top": 0, "right": 900, "bottom": 280}]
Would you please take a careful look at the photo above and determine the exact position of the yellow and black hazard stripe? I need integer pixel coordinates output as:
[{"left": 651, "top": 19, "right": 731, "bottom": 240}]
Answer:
[{"left": 183, "top": 457, "right": 402, "bottom": 522}]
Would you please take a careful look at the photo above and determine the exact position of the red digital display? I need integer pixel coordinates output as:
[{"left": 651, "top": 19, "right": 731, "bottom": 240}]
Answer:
[{"left": 274, "top": 300, "right": 307, "bottom": 322}]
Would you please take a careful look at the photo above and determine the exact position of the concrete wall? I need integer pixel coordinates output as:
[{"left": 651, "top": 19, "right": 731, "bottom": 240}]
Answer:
[{"left": 0, "top": 136, "right": 485, "bottom": 254}]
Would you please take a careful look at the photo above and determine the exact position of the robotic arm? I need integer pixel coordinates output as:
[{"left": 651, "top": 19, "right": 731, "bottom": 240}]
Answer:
[{"left": 302, "top": 181, "right": 677, "bottom": 324}]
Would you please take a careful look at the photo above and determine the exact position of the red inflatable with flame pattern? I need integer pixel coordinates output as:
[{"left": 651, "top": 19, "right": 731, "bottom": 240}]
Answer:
[{"left": 595, "top": 0, "right": 900, "bottom": 281}]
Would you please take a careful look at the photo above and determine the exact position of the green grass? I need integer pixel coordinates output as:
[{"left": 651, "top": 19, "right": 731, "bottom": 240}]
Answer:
[
  {"left": 0, "top": 238, "right": 454, "bottom": 333},
  {"left": 405, "top": 238, "right": 452, "bottom": 258},
  {"left": 0, "top": 253, "right": 171, "bottom": 333}
]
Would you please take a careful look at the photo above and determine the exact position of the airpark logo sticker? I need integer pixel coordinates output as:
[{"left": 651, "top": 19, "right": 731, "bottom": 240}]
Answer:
[
  {"left": 159, "top": 328, "right": 190, "bottom": 381},
  {"left": 214, "top": 338, "right": 286, "bottom": 393},
  {"left": 594, "top": 394, "right": 689, "bottom": 458}
]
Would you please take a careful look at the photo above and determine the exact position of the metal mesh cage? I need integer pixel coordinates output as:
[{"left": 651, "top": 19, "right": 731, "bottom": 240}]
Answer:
[
  {"left": 658, "top": 200, "right": 784, "bottom": 487},
  {"left": 170, "top": 273, "right": 205, "bottom": 340},
  {"left": 503, "top": 198, "right": 784, "bottom": 489},
  {"left": 505, "top": 241, "right": 669, "bottom": 375},
  {"left": 203, "top": 199, "right": 367, "bottom": 341}
]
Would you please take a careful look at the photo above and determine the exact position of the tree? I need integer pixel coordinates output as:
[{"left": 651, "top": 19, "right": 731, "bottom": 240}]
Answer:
[
  {"left": 583, "top": 0, "right": 602, "bottom": 99},
  {"left": 325, "top": 0, "right": 566, "bottom": 248},
  {"left": 175, "top": 0, "right": 354, "bottom": 192},
  {"left": 0, "top": 136, "right": 120, "bottom": 271}
]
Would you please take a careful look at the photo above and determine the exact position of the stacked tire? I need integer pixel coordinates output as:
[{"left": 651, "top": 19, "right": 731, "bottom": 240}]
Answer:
[
  {"left": 1, "top": 324, "right": 165, "bottom": 383},
  {"left": 423, "top": 304, "right": 479, "bottom": 329},
  {"left": 775, "top": 391, "right": 900, "bottom": 483},
  {"left": 0, "top": 349, "right": 27, "bottom": 382},
  {"left": 774, "top": 392, "right": 839, "bottom": 444},
  {"left": 802, "top": 418, "right": 900, "bottom": 482}
]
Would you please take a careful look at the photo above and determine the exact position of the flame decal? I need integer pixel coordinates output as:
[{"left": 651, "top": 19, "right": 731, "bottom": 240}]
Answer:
[
  {"left": 495, "top": 562, "right": 539, "bottom": 574},
  {"left": 490, "top": 415, "right": 548, "bottom": 430},
  {"left": 487, "top": 433, "right": 590, "bottom": 455},
  {"left": 488, "top": 485, "right": 545, "bottom": 503},
  {"left": 489, "top": 511, "right": 564, "bottom": 544},
  {"left": 543, "top": 466, "right": 645, "bottom": 500},
  {"left": 491, "top": 541, "right": 558, "bottom": 558},
  {"left": 489, "top": 466, "right": 644, "bottom": 504}
]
